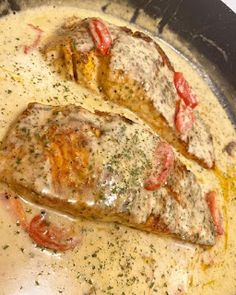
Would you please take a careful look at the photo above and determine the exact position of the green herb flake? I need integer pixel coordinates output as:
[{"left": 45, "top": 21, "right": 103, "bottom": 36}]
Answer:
[{"left": 16, "top": 157, "right": 21, "bottom": 165}]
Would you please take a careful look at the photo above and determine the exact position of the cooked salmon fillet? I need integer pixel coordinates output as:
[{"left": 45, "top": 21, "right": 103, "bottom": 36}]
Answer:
[
  {"left": 0, "top": 103, "right": 216, "bottom": 245},
  {"left": 43, "top": 17, "right": 215, "bottom": 169}
]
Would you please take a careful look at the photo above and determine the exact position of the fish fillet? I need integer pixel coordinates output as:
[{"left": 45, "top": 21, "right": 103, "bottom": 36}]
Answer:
[
  {"left": 43, "top": 17, "right": 215, "bottom": 169},
  {"left": 0, "top": 103, "right": 216, "bottom": 245}
]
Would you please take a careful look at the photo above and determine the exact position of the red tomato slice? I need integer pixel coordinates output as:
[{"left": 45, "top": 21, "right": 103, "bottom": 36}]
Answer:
[
  {"left": 9, "top": 197, "right": 28, "bottom": 231},
  {"left": 174, "top": 72, "right": 198, "bottom": 108},
  {"left": 89, "top": 18, "right": 112, "bottom": 55},
  {"left": 24, "top": 23, "right": 43, "bottom": 54},
  {"left": 28, "top": 214, "right": 80, "bottom": 251},
  {"left": 144, "top": 142, "right": 174, "bottom": 191},
  {"left": 175, "top": 100, "right": 195, "bottom": 134},
  {"left": 205, "top": 191, "right": 224, "bottom": 236}
]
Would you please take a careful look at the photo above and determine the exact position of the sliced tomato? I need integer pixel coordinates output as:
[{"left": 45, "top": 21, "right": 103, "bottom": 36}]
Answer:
[
  {"left": 88, "top": 18, "right": 112, "bottom": 55},
  {"left": 144, "top": 142, "right": 174, "bottom": 191},
  {"left": 205, "top": 191, "right": 224, "bottom": 236},
  {"left": 174, "top": 72, "right": 198, "bottom": 108},
  {"left": 175, "top": 100, "right": 195, "bottom": 134},
  {"left": 9, "top": 197, "right": 28, "bottom": 231},
  {"left": 28, "top": 214, "right": 80, "bottom": 251},
  {"left": 24, "top": 23, "right": 43, "bottom": 54}
]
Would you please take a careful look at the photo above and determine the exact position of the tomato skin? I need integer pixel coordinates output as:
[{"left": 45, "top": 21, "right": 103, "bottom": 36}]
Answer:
[
  {"left": 144, "top": 142, "right": 174, "bottom": 191},
  {"left": 174, "top": 72, "right": 198, "bottom": 108},
  {"left": 28, "top": 214, "right": 80, "bottom": 251},
  {"left": 4, "top": 194, "right": 80, "bottom": 251},
  {"left": 205, "top": 191, "right": 224, "bottom": 236},
  {"left": 24, "top": 24, "right": 43, "bottom": 54},
  {"left": 175, "top": 100, "right": 195, "bottom": 134},
  {"left": 89, "top": 18, "right": 112, "bottom": 55},
  {"left": 9, "top": 197, "right": 28, "bottom": 231}
]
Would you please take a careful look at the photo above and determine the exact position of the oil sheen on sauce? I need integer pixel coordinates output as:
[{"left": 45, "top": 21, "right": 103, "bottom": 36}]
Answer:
[{"left": 0, "top": 6, "right": 236, "bottom": 295}]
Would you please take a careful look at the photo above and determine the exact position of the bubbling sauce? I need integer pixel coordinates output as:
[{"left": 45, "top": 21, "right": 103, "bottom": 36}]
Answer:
[{"left": 0, "top": 6, "right": 236, "bottom": 295}]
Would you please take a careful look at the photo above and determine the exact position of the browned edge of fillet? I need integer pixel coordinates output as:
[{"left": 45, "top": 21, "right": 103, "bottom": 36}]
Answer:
[{"left": 1, "top": 178, "right": 212, "bottom": 246}]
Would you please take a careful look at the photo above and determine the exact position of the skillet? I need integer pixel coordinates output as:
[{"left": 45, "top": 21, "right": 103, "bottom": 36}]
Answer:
[{"left": 0, "top": 1, "right": 235, "bottom": 294}]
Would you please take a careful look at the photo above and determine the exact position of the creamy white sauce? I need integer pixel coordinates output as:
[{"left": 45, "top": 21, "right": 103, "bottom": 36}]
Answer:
[{"left": 0, "top": 6, "right": 236, "bottom": 295}]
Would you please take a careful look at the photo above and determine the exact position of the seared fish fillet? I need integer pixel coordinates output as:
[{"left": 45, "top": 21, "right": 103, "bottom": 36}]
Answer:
[
  {"left": 0, "top": 103, "right": 215, "bottom": 245},
  {"left": 44, "top": 17, "right": 215, "bottom": 168}
]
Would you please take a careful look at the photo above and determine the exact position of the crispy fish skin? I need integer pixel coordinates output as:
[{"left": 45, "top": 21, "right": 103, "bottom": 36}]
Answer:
[
  {"left": 43, "top": 17, "right": 215, "bottom": 169},
  {"left": 0, "top": 103, "right": 215, "bottom": 245}
]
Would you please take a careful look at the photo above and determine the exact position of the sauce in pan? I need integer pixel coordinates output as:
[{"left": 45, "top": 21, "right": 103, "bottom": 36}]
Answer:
[{"left": 0, "top": 6, "right": 236, "bottom": 295}]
